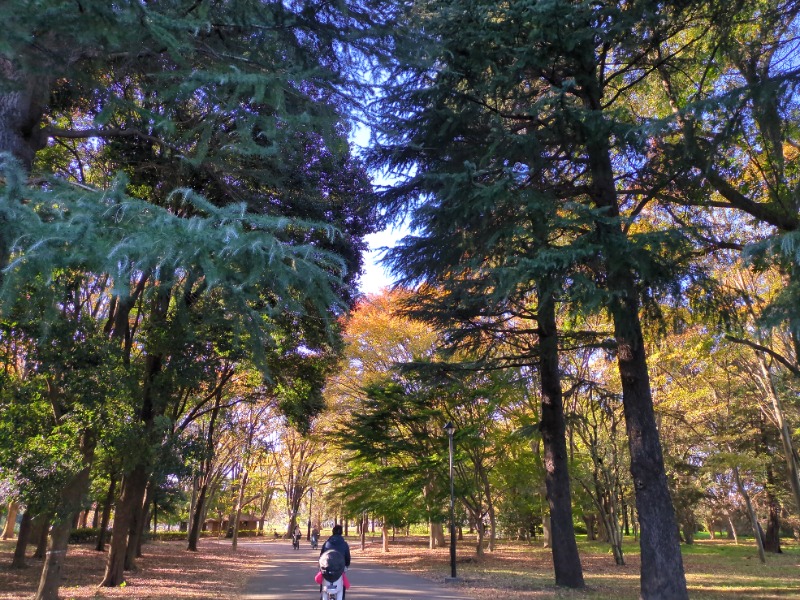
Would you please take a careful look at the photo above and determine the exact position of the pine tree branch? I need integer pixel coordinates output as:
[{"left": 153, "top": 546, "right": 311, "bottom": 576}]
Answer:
[
  {"left": 41, "top": 126, "right": 183, "bottom": 154},
  {"left": 26, "top": 176, "right": 97, "bottom": 192}
]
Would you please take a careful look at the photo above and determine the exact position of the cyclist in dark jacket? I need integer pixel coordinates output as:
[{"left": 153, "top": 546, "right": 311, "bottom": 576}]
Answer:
[{"left": 320, "top": 524, "right": 351, "bottom": 567}]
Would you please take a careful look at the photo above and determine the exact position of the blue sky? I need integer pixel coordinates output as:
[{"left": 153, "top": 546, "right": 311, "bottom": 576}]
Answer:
[
  {"left": 351, "top": 123, "right": 406, "bottom": 295},
  {"left": 359, "top": 225, "right": 404, "bottom": 294}
]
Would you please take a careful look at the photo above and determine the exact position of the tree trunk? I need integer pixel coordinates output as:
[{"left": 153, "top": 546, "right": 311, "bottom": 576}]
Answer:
[
  {"left": 609, "top": 273, "right": 687, "bottom": 596},
  {"left": 2, "top": 501, "right": 18, "bottom": 539},
  {"left": 480, "top": 468, "right": 497, "bottom": 553},
  {"left": 760, "top": 419, "right": 782, "bottom": 554},
  {"left": 583, "top": 514, "right": 596, "bottom": 541},
  {"left": 11, "top": 511, "right": 32, "bottom": 568},
  {"left": 764, "top": 471, "right": 782, "bottom": 554},
  {"left": 130, "top": 482, "right": 154, "bottom": 562},
  {"left": 0, "top": 59, "right": 48, "bottom": 291},
  {"left": 758, "top": 355, "right": 800, "bottom": 515},
  {"left": 34, "top": 519, "right": 71, "bottom": 600},
  {"left": 0, "top": 59, "right": 50, "bottom": 170},
  {"left": 231, "top": 470, "right": 249, "bottom": 551},
  {"left": 382, "top": 521, "right": 389, "bottom": 553},
  {"left": 429, "top": 521, "right": 445, "bottom": 549},
  {"left": 622, "top": 499, "right": 629, "bottom": 536},
  {"left": 152, "top": 498, "right": 158, "bottom": 536},
  {"left": 591, "top": 486, "right": 624, "bottom": 565},
  {"left": 542, "top": 514, "right": 552, "bottom": 548},
  {"left": 606, "top": 514, "right": 625, "bottom": 566},
  {"left": 101, "top": 466, "right": 148, "bottom": 586},
  {"left": 123, "top": 475, "right": 150, "bottom": 571},
  {"left": 586, "top": 127, "right": 687, "bottom": 598},
  {"left": 135, "top": 502, "right": 152, "bottom": 558},
  {"left": 188, "top": 475, "right": 210, "bottom": 551},
  {"left": 538, "top": 284, "right": 584, "bottom": 587},
  {"left": 360, "top": 514, "right": 367, "bottom": 551},
  {"left": 726, "top": 515, "right": 738, "bottom": 544},
  {"left": 597, "top": 508, "right": 609, "bottom": 542},
  {"left": 475, "top": 519, "right": 485, "bottom": 557},
  {"left": 681, "top": 522, "right": 694, "bottom": 545},
  {"left": 732, "top": 465, "right": 766, "bottom": 564},
  {"left": 103, "top": 328, "right": 165, "bottom": 585},
  {"left": 96, "top": 476, "right": 116, "bottom": 552},
  {"left": 188, "top": 477, "right": 198, "bottom": 536},
  {"left": 188, "top": 389, "right": 222, "bottom": 551},
  {"left": 33, "top": 513, "right": 52, "bottom": 560},
  {"left": 34, "top": 435, "right": 95, "bottom": 600}
]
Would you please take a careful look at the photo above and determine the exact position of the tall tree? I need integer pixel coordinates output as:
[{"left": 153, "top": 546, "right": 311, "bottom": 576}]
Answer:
[
  {"left": 0, "top": 273, "right": 131, "bottom": 598},
  {"left": 366, "top": 1, "right": 748, "bottom": 595},
  {"left": 0, "top": 2, "right": 384, "bottom": 595}
]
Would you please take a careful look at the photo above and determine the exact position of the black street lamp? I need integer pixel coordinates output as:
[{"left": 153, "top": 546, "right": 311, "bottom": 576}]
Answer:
[
  {"left": 307, "top": 487, "right": 314, "bottom": 541},
  {"left": 444, "top": 421, "right": 457, "bottom": 580}
]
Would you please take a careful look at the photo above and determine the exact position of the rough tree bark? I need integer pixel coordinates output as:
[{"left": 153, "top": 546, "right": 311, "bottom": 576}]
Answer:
[
  {"left": 231, "top": 469, "right": 249, "bottom": 552},
  {"left": 479, "top": 468, "right": 496, "bottom": 553},
  {"left": 133, "top": 487, "right": 154, "bottom": 561},
  {"left": 2, "top": 501, "right": 18, "bottom": 540},
  {"left": 579, "top": 71, "right": 687, "bottom": 594},
  {"left": 128, "top": 481, "right": 155, "bottom": 566},
  {"left": 96, "top": 476, "right": 116, "bottom": 552},
  {"left": 33, "top": 513, "right": 51, "bottom": 560},
  {"left": 757, "top": 354, "right": 800, "bottom": 515},
  {"left": 360, "top": 514, "right": 367, "bottom": 551},
  {"left": 102, "top": 298, "right": 166, "bottom": 586},
  {"left": 538, "top": 284, "right": 585, "bottom": 587},
  {"left": 763, "top": 464, "right": 782, "bottom": 554},
  {"left": 188, "top": 390, "right": 222, "bottom": 551},
  {"left": 11, "top": 511, "right": 32, "bottom": 568},
  {"left": 34, "top": 435, "right": 95, "bottom": 600},
  {"left": 0, "top": 59, "right": 49, "bottom": 170},
  {"left": 726, "top": 515, "right": 738, "bottom": 544},
  {"left": 732, "top": 465, "right": 766, "bottom": 564},
  {"left": 101, "top": 465, "right": 148, "bottom": 585},
  {"left": 429, "top": 521, "right": 445, "bottom": 549}
]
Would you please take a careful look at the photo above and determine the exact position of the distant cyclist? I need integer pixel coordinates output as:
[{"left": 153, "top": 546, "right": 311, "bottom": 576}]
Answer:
[
  {"left": 292, "top": 524, "right": 302, "bottom": 550},
  {"left": 311, "top": 525, "right": 320, "bottom": 549}
]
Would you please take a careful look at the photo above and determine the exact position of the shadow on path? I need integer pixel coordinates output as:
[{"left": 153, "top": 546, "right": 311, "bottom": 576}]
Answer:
[{"left": 241, "top": 540, "right": 470, "bottom": 599}]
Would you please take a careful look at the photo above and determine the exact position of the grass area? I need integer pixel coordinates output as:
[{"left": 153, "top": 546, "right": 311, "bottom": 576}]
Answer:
[{"left": 352, "top": 534, "right": 800, "bottom": 599}]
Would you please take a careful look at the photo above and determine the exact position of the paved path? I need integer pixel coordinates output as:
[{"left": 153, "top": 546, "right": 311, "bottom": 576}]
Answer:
[{"left": 241, "top": 540, "right": 470, "bottom": 599}]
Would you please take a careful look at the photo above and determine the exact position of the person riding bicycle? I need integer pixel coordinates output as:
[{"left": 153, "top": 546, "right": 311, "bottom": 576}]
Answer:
[
  {"left": 319, "top": 524, "right": 350, "bottom": 568},
  {"left": 292, "top": 524, "right": 302, "bottom": 549}
]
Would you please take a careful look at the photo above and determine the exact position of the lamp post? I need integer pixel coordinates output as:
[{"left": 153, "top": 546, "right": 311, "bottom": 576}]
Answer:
[
  {"left": 307, "top": 487, "right": 314, "bottom": 541},
  {"left": 444, "top": 421, "right": 457, "bottom": 580}
]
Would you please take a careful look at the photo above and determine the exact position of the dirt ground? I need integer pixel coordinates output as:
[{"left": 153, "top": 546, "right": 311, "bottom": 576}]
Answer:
[
  {"left": 2, "top": 535, "right": 799, "bottom": 600},
  {"left": 0, "top": 540, "right": 263, "bottom": 599},
  {"left": 354, "top": 535, "right": 800, "bottom": 600}
]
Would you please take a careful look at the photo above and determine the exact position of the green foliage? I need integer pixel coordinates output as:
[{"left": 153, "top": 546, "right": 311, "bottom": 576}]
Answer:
[
  {"left": 0, "top": 5, "right": 391, "bottom": 573},
  {"left": 147, "top": 530, "right": 218, "bottom": 542},
  {"left": 69, "top": 527, "right": 111, "bottom": 544},
  {"left": 493, "top": 430, "right": 547, "bottom": 537},
  {"left": 337, "top": 377, "right": 449, "bottom": 521},
  {"left": 369, "top": 0, "right": 719, "bottom": 342}
]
